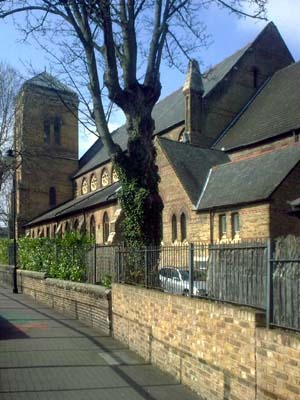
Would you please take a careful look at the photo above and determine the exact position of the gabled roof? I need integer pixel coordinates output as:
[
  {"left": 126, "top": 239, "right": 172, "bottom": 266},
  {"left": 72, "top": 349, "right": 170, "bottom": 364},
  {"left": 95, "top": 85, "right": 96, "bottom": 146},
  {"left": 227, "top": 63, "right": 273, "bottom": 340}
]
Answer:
[
  {"left": 158, "top": 138, "right": 229, "bottom": 205},
  {"left": 197, "top": 146, "right": 300, "bottom": 210},
  {"left": 24, "top": 72, "right": 77, "bottom": 96},
  {"left": 26, "top": 182, "right": 120, "bottom": 227},
  {"left": 76, "top": 35, "right": 253, "bottom": 178},
  {"left": 215, "top": 61, "right": 300, "bottom": 151}
]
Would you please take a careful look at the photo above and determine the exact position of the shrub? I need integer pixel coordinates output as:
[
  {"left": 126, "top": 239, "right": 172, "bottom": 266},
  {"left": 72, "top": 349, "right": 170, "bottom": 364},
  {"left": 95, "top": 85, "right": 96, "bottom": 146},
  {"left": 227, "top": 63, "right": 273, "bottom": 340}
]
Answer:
[
  {"left": 0, "top": 239, "right": 10, "bottom": 264},
  {"left": 18, "top": 232, "right": 92, "bottom": 282}
]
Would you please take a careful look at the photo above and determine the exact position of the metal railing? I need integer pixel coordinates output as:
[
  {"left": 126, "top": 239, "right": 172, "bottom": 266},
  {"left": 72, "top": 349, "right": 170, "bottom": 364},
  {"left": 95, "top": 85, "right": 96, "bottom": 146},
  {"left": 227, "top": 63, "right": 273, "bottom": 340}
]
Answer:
[{"left": 115, "top": 241, "right": 269, "bottom": 308}]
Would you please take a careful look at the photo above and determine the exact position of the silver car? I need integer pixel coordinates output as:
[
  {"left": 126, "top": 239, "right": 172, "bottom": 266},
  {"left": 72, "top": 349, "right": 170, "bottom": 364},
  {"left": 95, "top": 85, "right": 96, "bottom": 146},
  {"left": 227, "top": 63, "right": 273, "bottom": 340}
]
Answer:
[{"left": 159, "top": 267, "right": 207, "bottom": 296}]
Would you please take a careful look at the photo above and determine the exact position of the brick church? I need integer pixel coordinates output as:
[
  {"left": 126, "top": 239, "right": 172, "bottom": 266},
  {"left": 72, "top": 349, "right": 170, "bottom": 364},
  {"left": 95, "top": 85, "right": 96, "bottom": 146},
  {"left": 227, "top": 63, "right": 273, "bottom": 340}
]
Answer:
[{"left": 15, "top": 22, "right": 300, "bottom": 244}]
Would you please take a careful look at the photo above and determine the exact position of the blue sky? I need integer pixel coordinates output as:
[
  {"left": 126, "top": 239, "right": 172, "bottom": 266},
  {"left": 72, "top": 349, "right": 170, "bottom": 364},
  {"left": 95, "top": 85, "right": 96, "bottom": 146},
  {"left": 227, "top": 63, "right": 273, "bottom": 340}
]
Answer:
[{"left": 0, "top": 0, "right": 299, "bottom": 156}]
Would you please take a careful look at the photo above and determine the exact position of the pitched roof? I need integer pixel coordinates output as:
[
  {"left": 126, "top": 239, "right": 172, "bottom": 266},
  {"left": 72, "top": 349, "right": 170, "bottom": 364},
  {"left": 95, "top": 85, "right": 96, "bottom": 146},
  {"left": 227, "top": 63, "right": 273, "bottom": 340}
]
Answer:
[
  {"left": 158, "top": 138, "right": 229, "bottom": 205},
  {"left": 76, "top": 39, "right": 252, "bottom": 178},
  {"left": 215, "top": 61, "right": 300, "bottom": 150},
  {"left": 197, "top": 145, "right": 300, "bottom": 210},
  {"left": 24, "top": 72, "right": 77, "bottom": 96},
  {"left": 26, "top": 182, "right": 120, "bottom": 226}
]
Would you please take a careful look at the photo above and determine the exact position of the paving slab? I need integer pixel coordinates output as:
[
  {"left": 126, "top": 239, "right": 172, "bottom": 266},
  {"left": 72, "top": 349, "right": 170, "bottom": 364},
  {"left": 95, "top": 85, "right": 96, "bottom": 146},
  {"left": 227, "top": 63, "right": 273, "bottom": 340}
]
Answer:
[{"left": 0, "top": 287, "right": 201, "bottom": 400}]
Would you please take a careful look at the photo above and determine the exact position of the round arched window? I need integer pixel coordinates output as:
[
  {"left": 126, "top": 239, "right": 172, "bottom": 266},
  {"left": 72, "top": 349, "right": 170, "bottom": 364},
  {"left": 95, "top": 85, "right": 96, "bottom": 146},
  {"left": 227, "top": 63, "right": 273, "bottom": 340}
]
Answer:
[
  {"left": 112, "top": 167, "right": 119, "bottom": 183},
  {"left": 90, "top": 215, "right": 96, "bottom": 239},
  {"left": 90, "top": 174, "right": 97, "bottom": 191},
  {"left": 81, "top": 178, "right": 88, "bottom": 194},
  {"left": 103, "top": 212, "right": 110, "bottom": 243},
  {"left": 101, "top": 168, "right": 109, "bottom": 187}
]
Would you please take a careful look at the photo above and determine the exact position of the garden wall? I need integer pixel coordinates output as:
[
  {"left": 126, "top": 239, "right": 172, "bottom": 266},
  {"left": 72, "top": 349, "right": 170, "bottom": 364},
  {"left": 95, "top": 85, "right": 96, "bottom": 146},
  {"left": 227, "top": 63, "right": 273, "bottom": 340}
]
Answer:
[
  {"left": 112, "top": 283, "right": 300, "bottom": 400},
  {"left": 0, "top": 266, "right": 111, "bottom": 334}
]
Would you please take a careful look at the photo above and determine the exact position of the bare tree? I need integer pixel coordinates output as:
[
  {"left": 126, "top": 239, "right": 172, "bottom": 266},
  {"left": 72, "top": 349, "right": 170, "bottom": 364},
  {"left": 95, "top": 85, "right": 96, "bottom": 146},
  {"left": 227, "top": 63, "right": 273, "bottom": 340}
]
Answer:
[
  {"left": 0, "top": 63, "right": 22, "bottom": 228},
  {"left": 0, "top": 1, "right": 267, "bottom": 247}
]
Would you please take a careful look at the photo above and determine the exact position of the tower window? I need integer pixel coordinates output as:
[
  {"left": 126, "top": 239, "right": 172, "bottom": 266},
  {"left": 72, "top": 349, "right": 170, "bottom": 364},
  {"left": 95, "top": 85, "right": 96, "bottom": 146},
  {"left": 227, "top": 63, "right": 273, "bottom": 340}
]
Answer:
[
  {"left": 44, "top": 119, "right": 50, "bottom": 144},
  {"left": 54, "top": 116, "right": 61, "bottom": 145},
  {"left": 180, "top": 212, "right": 187, "bottom": 242},
  {"left": 171, "top": 214, "right": 177, "bottom": 243},
  {"left": 103, "top": 212, "right": 109, "bottom": 243},
  {"left": 49, "top": 187, "right": 56, "bottom": 207}
]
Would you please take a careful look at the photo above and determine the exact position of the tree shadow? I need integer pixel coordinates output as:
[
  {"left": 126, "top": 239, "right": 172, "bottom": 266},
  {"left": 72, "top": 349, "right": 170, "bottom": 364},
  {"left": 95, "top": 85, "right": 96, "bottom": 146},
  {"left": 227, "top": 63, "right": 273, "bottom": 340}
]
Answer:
[{"left": 0, "top": 315, "right": 29, "bottom": 340}]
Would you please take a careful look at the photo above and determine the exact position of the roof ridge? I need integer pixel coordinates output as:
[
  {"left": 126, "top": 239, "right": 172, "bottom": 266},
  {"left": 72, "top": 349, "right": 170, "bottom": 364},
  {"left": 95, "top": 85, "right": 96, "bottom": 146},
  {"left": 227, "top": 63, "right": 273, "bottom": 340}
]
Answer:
[
  {"left": 158, "top": 136, "right": 228, "bottom": 153},
  {"left": 216, "top": 145, "right": 300, "bottom": 170}
]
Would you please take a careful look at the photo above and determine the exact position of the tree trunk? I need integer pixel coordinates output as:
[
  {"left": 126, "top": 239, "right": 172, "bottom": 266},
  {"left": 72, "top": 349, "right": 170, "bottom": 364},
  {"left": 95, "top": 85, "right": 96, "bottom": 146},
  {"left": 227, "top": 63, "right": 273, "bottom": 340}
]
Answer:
[{"left": 114, "top": 111, "right": 163, "bottom": 249}]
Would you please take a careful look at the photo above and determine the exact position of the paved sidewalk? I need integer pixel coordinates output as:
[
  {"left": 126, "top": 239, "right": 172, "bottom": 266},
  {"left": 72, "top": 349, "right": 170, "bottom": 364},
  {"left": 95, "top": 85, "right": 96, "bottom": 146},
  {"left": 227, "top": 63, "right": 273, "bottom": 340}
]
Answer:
[{"left": 0, "top": 287, "right": 200, "bottom": 400}]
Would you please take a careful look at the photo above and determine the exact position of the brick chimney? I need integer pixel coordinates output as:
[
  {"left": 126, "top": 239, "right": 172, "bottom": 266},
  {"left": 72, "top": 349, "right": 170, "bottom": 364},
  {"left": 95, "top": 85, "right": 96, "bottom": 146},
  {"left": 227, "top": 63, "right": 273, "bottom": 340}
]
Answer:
[{"left": 182, "top": 59, "right": 204, "bottom": 145}]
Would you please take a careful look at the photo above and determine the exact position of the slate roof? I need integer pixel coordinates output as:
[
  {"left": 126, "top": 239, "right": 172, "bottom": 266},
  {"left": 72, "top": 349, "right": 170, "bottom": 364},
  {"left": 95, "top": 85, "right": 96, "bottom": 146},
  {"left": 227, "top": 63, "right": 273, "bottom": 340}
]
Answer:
[
  {"left": 26, "top": 182, "right": 120, "bottom": 226},
  {"left": 158, "top": 138, "right": 229, "bottom": 205},
  {"left": 215, "top": 61, "right": 300, "bottom": 151},
  {"left": 24, "top": 72, "right": 77, "bottom": 96},
  {"left": 197, "top": 146, "right": 300, "bottom": 210},
  {"left": 75, "top": 40, "right": 251, "bottom": 178}
]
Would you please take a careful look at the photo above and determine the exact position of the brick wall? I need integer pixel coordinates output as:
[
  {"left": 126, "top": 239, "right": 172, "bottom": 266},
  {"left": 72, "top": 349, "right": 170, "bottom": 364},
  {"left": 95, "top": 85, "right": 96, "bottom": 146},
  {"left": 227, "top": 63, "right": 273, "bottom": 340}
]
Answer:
[
  {"left": 15, "top": 270, "right": 111, "bottom": 334},
  {"left": 270, "top": 163, "right": 300, "bottom": 238},
  {"left": 257, "top": 329, "right": 300, "bottom": 400},
  {"left": 228, "top": 135, "right": 298, "bottom": 162},
  {"left": 112, "top": 283, "right": 262, "bottom": 399},
  {"left": 112, "top": 283, "right": 300, "bottom": 400}
]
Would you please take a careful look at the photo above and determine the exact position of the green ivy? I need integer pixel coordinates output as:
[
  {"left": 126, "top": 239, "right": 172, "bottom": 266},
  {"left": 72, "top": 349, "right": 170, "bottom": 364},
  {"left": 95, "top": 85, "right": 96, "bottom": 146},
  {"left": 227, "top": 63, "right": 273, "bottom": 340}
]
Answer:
[
  {"left": 0, "top": 239, "right": 10, "bottom": 265},
  {"left": 18, "top": 232, "right": 92, "bottom": 282}
]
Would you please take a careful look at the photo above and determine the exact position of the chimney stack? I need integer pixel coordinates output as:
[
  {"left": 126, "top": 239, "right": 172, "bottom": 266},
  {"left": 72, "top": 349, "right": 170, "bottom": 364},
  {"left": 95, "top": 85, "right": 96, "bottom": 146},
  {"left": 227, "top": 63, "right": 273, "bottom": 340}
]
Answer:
[{"left": 182, "top": 59, "right": 204, "bottom": 145}]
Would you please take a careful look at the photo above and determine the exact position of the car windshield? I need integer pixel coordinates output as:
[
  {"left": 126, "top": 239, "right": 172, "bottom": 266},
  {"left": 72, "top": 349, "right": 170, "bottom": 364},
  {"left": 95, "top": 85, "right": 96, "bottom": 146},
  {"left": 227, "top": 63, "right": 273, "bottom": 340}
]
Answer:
[{"left": 180, "top": 270, "right": 189, "bottom": 281}]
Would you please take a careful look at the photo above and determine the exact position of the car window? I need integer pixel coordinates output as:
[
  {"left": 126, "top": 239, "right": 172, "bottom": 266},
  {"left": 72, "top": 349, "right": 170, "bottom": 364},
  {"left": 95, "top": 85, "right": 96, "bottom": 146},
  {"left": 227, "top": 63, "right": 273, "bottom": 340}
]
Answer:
[{"left": 171, "top": 270, "right": 180, "bottom": 279}]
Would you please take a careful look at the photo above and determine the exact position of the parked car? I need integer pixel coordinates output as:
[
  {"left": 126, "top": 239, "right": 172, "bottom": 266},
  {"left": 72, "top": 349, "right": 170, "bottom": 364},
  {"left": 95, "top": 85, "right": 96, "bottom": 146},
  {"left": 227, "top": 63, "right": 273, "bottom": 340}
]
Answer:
[{"left": 159, "top": 267, "right": 207, "bottom": 296}]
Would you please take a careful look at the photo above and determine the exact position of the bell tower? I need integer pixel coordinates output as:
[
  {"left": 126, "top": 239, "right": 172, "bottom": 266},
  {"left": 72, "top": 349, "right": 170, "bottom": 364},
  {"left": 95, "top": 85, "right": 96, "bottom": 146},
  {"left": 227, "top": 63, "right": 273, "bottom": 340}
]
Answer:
[{"left": 14, "top": 72, "right": 79, "bottom": 236}]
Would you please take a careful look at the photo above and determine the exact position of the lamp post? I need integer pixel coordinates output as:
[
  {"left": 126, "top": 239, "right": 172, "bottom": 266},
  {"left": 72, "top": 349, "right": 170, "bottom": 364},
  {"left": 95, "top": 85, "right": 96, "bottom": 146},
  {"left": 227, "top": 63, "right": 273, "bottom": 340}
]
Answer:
[{"left": 5, "top": 149, "right": 18, "bottom": 294}]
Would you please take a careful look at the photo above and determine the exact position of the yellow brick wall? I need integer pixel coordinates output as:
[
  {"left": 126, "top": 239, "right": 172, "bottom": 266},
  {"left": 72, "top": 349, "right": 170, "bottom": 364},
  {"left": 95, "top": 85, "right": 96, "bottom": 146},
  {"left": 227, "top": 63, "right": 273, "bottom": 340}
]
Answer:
[
  {"left": 112, "top": 283, "right": 262, "bottom": 400},
  {"left": 112, "top": 283, "right": 300, "bottom": 400},
  {"left": 16, "top": 270, "right": 111, "bottom": 334}
]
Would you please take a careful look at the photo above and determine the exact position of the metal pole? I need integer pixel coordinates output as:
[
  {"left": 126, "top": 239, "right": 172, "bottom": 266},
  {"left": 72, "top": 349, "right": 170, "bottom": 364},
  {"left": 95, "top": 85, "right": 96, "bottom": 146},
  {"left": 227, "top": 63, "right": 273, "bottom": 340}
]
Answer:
[
  {"left": 94, "top": 243, "right": 97, "bottom": 284},
  {"left": 189, "top": 243, "right": 194, "bottom": 297},
  {"left": 12, "top": 156, "right": 18, "bottom": 294},
  {"left": 145, "top": 246, "right": 149, "bottom": 288},
  {"left": 266, "top": 238, "right": 274, "bottom": 328}
]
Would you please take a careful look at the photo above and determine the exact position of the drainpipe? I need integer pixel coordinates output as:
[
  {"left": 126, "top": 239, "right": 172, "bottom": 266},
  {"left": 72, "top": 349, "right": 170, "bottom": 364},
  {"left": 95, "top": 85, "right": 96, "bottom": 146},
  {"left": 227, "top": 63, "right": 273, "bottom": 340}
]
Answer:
[{"left": 209, "top": 210, "right": 214, "bottom": 244}]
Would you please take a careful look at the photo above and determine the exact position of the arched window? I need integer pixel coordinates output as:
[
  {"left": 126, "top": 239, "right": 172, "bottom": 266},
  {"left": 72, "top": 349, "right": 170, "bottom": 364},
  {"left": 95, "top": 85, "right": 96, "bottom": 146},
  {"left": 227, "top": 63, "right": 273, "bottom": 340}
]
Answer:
[
  {"left": 46, "top": 226, "right": 50, "bottom": 237},
  {"left": 103, "top": 212, "right": 109, "bottom": 243},
  {"left": 171, "top": 214, "right": 177, "bottom": 243},
  {"left": 73, "top": 219, "right": 79, "bottom": 231},
  {"left": 53, "top": 224, "right": 57, "bottom": 237},
  {"left": 65, "top": 221, "right": 70, "bottom": 234},
  {"left": 32, "top": 230, "right": 35, "bottom": 238},
  {"left": 54, "top": 116, "right": 61, "bottom": 145},
  {"left": 90, "top": 174, "right": 97, "bottom": 191},
  {"left": 180, "top": 212, "right": 187, "bottom": 242},
  {"left": 81, "top": 178, "right": 88, "bottom": 195},
  {"left": 43, "top": 118, "right": 50, "bottom": 144},
  {"left": 49, "top": 187, "right": 56, "bottom": 207},
  {"left": 101, "top": 168, "right": 109, "bottom": 187},
  {"left": 112, "top": 167, "right": 119, "bottom": 183},
  {"left": 90, "top": 215, "right": 96, "bottom": 239}
]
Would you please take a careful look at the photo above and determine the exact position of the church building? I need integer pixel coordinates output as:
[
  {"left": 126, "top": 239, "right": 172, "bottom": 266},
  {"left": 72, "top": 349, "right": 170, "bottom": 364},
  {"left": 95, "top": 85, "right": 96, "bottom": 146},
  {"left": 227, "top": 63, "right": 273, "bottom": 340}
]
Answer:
[{"left": 15, "top": 22, "right": 300, "bottom": 244}]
